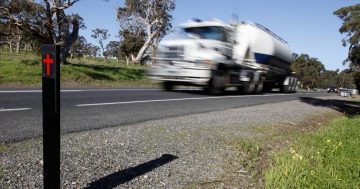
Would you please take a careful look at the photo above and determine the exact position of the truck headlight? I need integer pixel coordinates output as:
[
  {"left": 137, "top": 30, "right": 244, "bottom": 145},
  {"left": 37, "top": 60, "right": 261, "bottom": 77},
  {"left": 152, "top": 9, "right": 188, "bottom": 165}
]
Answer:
[{"left": 202, "top": 59, "right": 214, "bottom": 66}]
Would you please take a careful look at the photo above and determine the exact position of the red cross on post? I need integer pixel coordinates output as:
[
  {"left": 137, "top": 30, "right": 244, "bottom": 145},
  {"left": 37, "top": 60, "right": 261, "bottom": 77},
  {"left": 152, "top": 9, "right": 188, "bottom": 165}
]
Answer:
[
  {"left": 42, "top": 45, "right": 57, "bottom": 78},
  {"left": 43, "top": 54, "right": 54, "bottom": 77}
]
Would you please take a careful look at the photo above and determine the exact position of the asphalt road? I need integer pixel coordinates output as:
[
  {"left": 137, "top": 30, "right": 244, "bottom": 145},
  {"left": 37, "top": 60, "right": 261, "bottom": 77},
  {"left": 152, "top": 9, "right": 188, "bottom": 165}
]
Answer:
[{"left": 0, "top": 88, "right": 330, "bottom": 142}]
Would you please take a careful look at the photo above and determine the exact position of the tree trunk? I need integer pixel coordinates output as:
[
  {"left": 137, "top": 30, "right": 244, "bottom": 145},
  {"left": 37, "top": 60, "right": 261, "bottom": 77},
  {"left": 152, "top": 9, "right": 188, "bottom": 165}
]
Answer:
[
  {"left": 9, "top": 42, "right": 13, "bottom": 53},
  {"left": 61, "top": 15, "right": 80, "bottom": 64},
  {"left": 16, "top": 35, "right": 21, "bottom": 53},
  {"left": 134, "top": 31, "right": 157, "bottom": 63},
  {"left": 126, "top": 56, "right": 129, "bottom": 66},
  {"left": 31, "top": 42, "right": 34, "bottom": 52},
  {"left": 152, "top": 36, "right": 161, "bottom": 64}
]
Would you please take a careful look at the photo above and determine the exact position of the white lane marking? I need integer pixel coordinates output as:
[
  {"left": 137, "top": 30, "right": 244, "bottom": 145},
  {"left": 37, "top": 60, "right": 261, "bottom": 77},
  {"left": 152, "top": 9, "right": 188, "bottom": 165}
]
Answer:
[
  {"left": 0, "top": 90, "right": 41, "bottom": 93},
  {"left": 0, "top": 89, "right": 159, "bottom": 93},
  {"left": 0, "top": 108, "right": 31, "bottom": 112},
  {"left": 76, "top": 93, "right": 294, "bottom": 107}
]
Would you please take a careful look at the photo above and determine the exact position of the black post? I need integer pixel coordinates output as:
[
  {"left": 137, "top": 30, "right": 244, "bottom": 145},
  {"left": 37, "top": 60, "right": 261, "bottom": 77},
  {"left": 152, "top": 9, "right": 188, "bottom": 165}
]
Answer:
[{"left": 42, "top": 44, "right": 60, "bottom": 189}]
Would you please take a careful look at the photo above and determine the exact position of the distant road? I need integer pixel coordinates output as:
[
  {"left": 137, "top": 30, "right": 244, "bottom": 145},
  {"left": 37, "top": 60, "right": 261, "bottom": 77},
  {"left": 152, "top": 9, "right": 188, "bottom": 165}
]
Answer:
[{"left": 0, "top": 88, "right": 330, "bottom": 142}]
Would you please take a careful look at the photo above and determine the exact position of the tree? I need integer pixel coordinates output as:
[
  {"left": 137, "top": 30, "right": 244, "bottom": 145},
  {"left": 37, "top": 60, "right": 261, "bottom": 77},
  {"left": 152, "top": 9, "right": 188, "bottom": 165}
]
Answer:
[
  {"left": 291, "top": 54, "right": 325, "bottom": 89},
  {"left": 0, "top": 23, "right": 16, "bottom": 53},
  {"left": 104, "top": 41, "right": 120, "bottom": 61},
  {"left": 0, "top": 0, "right": 83, "bottom": 64},
  {"left": 84, "top": 44, "right": 100, "bottom": 58},
  {"left": 69, "top": 35, "right": 87, "bottom": 58},
  {"left": 334, "top": 4, "right": 360, "bottom": 69},
  {"left": 334, "top": 4, "right": 360, "bottom": 89},
  {"left": 91, "top": 28, "right": 110, "bottom": 62},
  {"left": 319, "top": 70, "right": 339, "bottom": 88},
  {"left": 119, "top": 29, "right": 145, "bottom": 64},
  {"left": 117, "top": 0, "right": 175, "bottom": 63},
  {"left": 354, "top": 72, "right": 360, "bottom": 90},
  {"left": 336, "top": 69, "right": 356, "bottom": 88}
]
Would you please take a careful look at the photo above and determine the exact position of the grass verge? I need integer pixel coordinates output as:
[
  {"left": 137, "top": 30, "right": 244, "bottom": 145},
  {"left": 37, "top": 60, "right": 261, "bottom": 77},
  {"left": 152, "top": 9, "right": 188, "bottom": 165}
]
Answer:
[
  {"left": 0, "top": 51, "right": 154, "bottom": 88},
  {"left": 196, "top": 111, "right": 360, "bottom": 188},
  {"left": 264, "top": 115, "right": 360, "bottom": 188},
  {"left": 0, "top": 144, "right": 4, "bottom": 177}
]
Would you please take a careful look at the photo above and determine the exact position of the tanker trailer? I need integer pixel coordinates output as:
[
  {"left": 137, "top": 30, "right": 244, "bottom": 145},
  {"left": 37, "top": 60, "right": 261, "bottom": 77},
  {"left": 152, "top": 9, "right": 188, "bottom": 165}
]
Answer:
[
  {"left": 233, "top": 21, "right": 297, "bottom": 93},
  {"left": 148, "top": 19, "right": 297, "bottom": 94}
]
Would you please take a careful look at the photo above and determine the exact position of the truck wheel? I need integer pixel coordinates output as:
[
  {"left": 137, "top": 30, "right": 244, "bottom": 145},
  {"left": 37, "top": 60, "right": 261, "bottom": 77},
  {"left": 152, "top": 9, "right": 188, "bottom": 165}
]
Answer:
[
  {"left": 291, "top": 78, "right": 298, "bottom": 93},
  {"left": 207, "top": 71, "right": 225, "bottom": 95},
  {"left": 242, "top": 81, "right": 256, "bottom": 94},
  {"left": 162, "top": 81, "right": 174, "bottom": 91},
  {"left": 242, "top": 75, "right": 256, "bottom": 94},
  {"left": 254, "top": 76, "right": 265, "bottom": 94},
  {"left": 282, "top": 77, "right": 293, "bottom": 93}
]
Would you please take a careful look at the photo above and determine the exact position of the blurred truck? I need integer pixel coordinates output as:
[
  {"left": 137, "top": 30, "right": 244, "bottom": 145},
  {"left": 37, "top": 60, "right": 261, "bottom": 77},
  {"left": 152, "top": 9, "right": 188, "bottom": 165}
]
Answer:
[{"left": 148, "top": 19, "right": 297, "bottom": 94}]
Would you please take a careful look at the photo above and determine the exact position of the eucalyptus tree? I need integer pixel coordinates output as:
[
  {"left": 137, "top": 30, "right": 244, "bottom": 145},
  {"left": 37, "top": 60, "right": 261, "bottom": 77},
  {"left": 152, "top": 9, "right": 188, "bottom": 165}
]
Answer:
[
  {"left": 117, "top": 0, "right": 175, "bottom": 63},
  {"left": 0, "top": 0, "right": 83, "bottom": 63},
  {"left": 91, "top": 28, "right": 110, "bottom": 62},
  {"left": 334, "top": 4, "right": 360, "bottom": 69}
]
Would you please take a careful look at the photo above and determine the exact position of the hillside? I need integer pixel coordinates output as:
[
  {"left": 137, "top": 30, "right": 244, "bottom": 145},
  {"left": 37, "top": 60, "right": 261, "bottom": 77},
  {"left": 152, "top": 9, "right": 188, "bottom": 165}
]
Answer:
[{"left": 0, "top": 51, "right": 154, "bottom": 88}]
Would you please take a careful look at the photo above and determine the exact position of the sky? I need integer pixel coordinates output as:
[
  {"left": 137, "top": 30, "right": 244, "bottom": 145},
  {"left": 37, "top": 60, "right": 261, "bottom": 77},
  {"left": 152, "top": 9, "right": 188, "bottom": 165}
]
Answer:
[{"left": 67, "top": 0, "right": 359, "bottom": 71}]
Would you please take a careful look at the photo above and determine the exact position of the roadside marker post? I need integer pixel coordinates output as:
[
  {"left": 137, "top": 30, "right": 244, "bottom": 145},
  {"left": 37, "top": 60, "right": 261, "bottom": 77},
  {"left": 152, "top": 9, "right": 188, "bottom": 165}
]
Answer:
[{"left": 42, "top": 44, "right": 60, "bottom": 189}]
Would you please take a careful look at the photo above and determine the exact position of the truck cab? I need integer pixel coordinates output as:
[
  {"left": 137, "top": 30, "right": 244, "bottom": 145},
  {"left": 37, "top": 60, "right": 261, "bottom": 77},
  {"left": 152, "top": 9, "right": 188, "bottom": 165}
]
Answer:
[{"left": 148, "top": 19, "right": 235, "bottom": 92}]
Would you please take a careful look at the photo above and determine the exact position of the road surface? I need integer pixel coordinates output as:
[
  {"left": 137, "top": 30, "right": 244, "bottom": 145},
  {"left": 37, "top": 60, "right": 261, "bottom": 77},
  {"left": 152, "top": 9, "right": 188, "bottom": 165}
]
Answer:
[{"left": 0, "top": 88, "right": 330, "bottom": 142}]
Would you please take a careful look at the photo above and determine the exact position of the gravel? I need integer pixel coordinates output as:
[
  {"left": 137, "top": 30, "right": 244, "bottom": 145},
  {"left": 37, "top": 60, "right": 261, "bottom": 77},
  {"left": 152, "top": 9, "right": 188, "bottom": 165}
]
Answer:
[{"left": 0, "top": 96, "right": 343, "bottom": 188}]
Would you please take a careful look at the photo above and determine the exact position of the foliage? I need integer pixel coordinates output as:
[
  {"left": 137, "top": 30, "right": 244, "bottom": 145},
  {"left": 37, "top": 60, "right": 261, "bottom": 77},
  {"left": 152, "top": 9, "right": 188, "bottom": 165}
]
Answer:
[
  {"left": 0, "top": 0, "right": 83, "bottom": 63},
  {"left": 70, "top": 36, "right": 100, "bottom": 58},
  {"left": 354, "top": 72, "right": 360, "bottom": 90},
  {"left": 291, "top": 54, "right": 355, "bottom": 89},
  {"left": 265, "top": 116, "right": 360, "bottom": 188},
  {"left": 319, "top": 69, "right": 355, "bottom": 89},
  {"left": 91, "top": 28, "right": 110, "bottom": 59},
  {"left": 104, "top": 41, "right": 120, "bottom": 59},
  {"left": 318, "top": 69, "right": 339, "bottom": 88},
  {"left": 119, "top": 29, "right": 145, "bottom": 60},
  {"left": 117, "top": 0, "right": 175, "bottom": 63},
  {"left": 291, "top": 54, "right": 325, "bottom": 89},
  {"left": 336, "top": 69, "right": 356, "bottom": 88},
  {"left": 334, "top": 4, "right": 360, "bottom": 70},
  {"left": 69, "top": 36, "right": 87, "bottom": 58}
]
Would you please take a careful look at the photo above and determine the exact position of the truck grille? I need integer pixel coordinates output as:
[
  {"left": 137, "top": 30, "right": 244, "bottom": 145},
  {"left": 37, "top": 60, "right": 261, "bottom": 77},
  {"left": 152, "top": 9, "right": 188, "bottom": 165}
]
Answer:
[{"left": 164, "top": 46, "right": 184, "bottom": 59}]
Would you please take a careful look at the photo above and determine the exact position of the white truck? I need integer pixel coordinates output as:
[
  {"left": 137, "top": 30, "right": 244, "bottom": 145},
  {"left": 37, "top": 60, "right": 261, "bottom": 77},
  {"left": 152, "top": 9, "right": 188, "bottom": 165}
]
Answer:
[{"left": 148, "top": 19, "right": 297, "bottom": 94}]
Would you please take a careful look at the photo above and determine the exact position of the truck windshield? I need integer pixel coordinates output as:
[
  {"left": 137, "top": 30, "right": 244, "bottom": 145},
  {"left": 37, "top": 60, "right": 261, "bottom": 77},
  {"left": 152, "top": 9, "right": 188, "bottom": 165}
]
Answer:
[{"left": 180, "top": 26, "right": 227, "bottom": 42}]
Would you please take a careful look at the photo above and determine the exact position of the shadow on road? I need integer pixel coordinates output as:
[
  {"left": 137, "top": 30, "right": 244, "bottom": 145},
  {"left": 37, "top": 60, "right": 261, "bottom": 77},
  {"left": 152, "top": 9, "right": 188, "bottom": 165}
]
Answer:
[
  {"left": 171, "top": 88, "right": 251, "bottom": 96},
  {"left": 84, "top": 154, "right": 178, "bottom": 189},
  {"left": 299, "top": 97, "right": 360, "bottom": 116},
  {"left": 171, "top": 88, "right": 308, "bottom": 96}
]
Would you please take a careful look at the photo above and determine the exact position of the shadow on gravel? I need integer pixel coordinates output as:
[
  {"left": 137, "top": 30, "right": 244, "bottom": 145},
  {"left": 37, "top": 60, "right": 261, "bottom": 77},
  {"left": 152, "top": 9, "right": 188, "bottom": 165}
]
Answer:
[
  {"left": 85, "top": 154, "right": 178, "bottom": 189},
  {"left": 300, "top": 97, "right": 360, "bottom": 116}
]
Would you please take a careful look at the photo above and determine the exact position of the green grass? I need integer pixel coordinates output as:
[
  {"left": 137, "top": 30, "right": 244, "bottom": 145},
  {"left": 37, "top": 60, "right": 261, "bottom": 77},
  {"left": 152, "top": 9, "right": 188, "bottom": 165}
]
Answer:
[
  {"left": 0, "top": 143, "right": 4, "bottom": 177},
  {"left": 264, "top": 116, "right": 360, "bottom": 189},
  {"left": 0, "top": 50, "right": 153, "bottom": 87}
]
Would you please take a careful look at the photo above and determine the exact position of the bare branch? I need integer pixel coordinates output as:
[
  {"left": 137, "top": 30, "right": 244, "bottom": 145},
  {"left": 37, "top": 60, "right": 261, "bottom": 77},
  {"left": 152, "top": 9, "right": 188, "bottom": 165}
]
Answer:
[{"left": 52, "top": 0, "right": 80, "bottom": 11}]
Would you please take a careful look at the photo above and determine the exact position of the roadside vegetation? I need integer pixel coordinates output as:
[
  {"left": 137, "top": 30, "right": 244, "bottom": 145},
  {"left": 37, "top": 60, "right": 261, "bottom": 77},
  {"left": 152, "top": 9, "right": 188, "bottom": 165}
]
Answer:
[
  {"left": 264, "top": 115, "right": 360, "bottom": 188},
  {"left": 0, "top": 50, "right": 153, "bottom": 88},
  {"left": 209, "top": 105, "right": 360, "bottom": 188},
  {"left": 0, "top": 144, "right": 4, "bottom": 177},
  {"left": 222, "top": 112, "right": 360, "bottom": 188}
]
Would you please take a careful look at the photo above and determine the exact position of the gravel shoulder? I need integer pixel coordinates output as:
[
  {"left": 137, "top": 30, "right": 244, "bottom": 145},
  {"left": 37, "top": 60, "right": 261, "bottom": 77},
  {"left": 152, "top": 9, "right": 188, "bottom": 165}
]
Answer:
[{"left": 0, "top": 95, "right": 352, "bottom": 188}]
